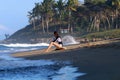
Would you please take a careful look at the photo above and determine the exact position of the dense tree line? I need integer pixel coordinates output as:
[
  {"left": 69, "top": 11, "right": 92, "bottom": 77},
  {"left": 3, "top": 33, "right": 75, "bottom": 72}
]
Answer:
[{"left": 27, "top": 0, "right": 120, "bottom": 33}]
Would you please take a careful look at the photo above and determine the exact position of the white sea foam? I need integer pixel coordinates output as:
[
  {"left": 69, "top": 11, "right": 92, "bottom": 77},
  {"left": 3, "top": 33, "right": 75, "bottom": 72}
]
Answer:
[
  {"left": 0, "top": 39, "right": 86, "bottom": 80},
  {"left": 62, "top": 35, "right": 79, "bottom": 45},
  {"left": 52, "top": 66, "right": 86, "bottom": 80},
  {"left": 0, "top": 43, "right": 49, "bottom": 47},
  {"left": 0, "top": 66, "right": 85, "bottom": 80},
  {"left": 0, "top": 62, "right": 86, "bottom": 80},
  {"left": 0, "top": 48, "right": 39, "bottom": 53},
  {"left": 0, "top": 58, "right": 56, "bottom": 80},
  {"left": 0, "top": 55, "right": 86, "bottom": 80},
  {"left": 0, "top": 43, "right": 49, "bottom": 53}
]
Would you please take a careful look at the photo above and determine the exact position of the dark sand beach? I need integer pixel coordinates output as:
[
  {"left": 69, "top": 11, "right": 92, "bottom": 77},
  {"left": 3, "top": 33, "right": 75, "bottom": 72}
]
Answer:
[{"left": 12, "top": 39, "right": 120, "bottom": 80}]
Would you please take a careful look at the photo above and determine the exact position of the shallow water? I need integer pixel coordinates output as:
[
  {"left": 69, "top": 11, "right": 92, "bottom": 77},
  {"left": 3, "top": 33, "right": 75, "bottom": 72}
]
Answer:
[
  {"left": 0, "top": 43, "right": 86, "bottom": 80},
  {"left": 0, "top": 57, "right": 86, "bottom": 80}
]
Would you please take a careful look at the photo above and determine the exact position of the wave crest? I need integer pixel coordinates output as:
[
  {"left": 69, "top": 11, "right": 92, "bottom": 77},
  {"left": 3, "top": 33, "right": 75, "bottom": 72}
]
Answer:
[{"left": 0, "top": 43, "right": 49, "bottom": 48}]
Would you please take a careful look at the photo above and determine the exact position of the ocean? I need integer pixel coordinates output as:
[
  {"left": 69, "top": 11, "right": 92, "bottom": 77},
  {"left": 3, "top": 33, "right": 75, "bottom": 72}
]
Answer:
[{"left": 0, "top": 40, "right": 86, "bottom": 80}]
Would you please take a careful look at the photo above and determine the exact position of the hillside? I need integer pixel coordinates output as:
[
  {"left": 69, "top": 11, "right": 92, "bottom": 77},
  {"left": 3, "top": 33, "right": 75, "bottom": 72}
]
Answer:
[
  {"left": 2, "top": 0, "right": 120, "bottom": 43},
  {"left": 4, "top": 23, "right": 80, "bottom": 43},
  {"left": 3, "top": 24, "right": 120, "bottom": 44},
  {"left": 5, "top": 25, "right": 54, "bottom": 43}
]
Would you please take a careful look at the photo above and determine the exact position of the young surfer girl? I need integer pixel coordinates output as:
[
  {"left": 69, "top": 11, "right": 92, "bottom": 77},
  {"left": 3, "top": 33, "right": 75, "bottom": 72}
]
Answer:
[{"left": 45, "top": 31, "right": 65, "bottom": 52}]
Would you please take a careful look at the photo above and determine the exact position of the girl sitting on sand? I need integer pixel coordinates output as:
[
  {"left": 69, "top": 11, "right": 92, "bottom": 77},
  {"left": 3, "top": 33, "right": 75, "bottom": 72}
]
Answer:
[{"left": 45, "top": 31, "right": 65, "bottom": 52}]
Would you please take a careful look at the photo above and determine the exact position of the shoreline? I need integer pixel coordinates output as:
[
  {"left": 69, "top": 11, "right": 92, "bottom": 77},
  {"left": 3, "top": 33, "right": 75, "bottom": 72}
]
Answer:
[
  {"left": 12, "top": 38, "right": 120, "bottom": 57},
  {"left": 11, "top": 39, "right": 120, "bottom": 80}
]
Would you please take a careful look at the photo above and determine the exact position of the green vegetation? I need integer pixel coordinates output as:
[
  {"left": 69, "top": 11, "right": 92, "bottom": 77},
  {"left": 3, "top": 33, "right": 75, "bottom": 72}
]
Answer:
[
  {"left": 83, "top": 29, "right": 120, "bottom": 40},
  {"left": 26, "top": 0, "right": 120, "bottom": 33},
  {"left": 85, "top": 0, "right": 107, "bottom": 4},
  {"left": 7, "top": 0, "right": 120, "bottom": 43}
]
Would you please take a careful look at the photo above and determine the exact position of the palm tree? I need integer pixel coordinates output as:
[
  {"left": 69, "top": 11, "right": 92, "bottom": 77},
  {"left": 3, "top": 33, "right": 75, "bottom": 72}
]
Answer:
[
  {"left": 42, "top": 0, "right": 55, "bottom": 33},
  {"left": 106, "top": 0, "right": 120, "bottom": 29},
  {"left": 65, "top": 0, "right": 79, "bottom": 33},
  {"left": 112, "top": 0, "right": 120, "bottom": 29},
  {"left": 56, "top": 0, "right": 65, "bottom": 28},
  {"left": 28, "top": 10, "right": 36, "bottom": 30},
  {"left": 39, "top": 3, "right": 46, "bottom": 33},
  {"left": 30, "top": 3, "right": 41, "bottom": 30}
]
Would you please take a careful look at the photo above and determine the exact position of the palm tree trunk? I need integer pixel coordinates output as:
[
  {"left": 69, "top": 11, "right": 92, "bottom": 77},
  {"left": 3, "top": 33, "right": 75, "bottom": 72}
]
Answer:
[
  {"left": 115, "top": 9, "right": 118, "bottom": 29},
  {"left": 111, "top": 16, "right": 114, "bottom": 29},
  {"left": 90, "top": 16, "right": 96, "bottom": 32},
  {"left": 46, "top": 20, "right": 49, "bottom": 33},
  {"left": 96, "top": 19, "right": 100, "bottom": 32},
  {"left": 32, "top": 18, "right": 36, "bottom": 30},
  {"left": 106, "top": 17, "right": 111, "bottom": 30},
  {"left": 42, "top": 16, "right": 45, "bottom": 33},
  {"left": 60, "top": 14, "right": 62, "bottom": 28},
  {"left": 68, "top": 9, "right": 71, "bottom": 33}
]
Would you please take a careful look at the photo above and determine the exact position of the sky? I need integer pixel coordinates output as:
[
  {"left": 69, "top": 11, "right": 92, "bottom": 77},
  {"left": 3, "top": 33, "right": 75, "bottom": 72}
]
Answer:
[
  {"left": 0, "top": 0, "right": 84, "bottom": 40},
  {"left": 0, "top": 0, "right": 42, "bottom": 40}
]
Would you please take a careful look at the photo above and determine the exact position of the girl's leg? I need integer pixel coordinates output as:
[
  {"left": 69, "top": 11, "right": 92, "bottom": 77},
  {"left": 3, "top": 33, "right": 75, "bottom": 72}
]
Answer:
[
  {"left": 45, "top": 42, "right": 54, "bottom": 52},
  {"left": 45, "top": 42, "right": 62, "bottom": 52},
  {"left": 52, "top": 42, "right": 62, "bottom": 49}
]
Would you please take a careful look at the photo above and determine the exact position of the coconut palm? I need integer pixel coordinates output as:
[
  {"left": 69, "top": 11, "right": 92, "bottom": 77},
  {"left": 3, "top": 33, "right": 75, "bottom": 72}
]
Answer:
[
  {"left": 39, "top": 3, "right": 46, "bottom": 33},
  {"left": 42, "top": 0, "right": 55, "bottom": 33},
  {"left": 28, "top": 10, "right": 36, "bottom": 30},
  {"left": 55, "top": 0, "right": 65, "bottom": 28},
  {"left": 65, "top": 0, "right": 79, "bottom": 33},
  {"left": 112, "top": 0, "right": 120, "bottom": 29}
]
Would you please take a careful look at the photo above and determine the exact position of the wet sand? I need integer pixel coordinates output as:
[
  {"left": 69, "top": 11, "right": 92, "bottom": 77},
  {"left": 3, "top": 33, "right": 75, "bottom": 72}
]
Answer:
[{"left": 12, "top": 39, "right": 120, "bottom": 80}]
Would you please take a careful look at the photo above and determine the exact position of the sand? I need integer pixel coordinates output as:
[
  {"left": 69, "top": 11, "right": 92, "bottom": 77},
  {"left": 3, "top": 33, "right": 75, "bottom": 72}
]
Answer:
[{"left": 12, "top": 39, "right": 120, "bottom": 80}]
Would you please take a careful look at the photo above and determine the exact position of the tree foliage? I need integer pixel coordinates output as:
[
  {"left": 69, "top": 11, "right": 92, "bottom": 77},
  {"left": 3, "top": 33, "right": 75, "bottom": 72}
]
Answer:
[{"left": 28, "top": 0, "right": 120, "bottom": 33}]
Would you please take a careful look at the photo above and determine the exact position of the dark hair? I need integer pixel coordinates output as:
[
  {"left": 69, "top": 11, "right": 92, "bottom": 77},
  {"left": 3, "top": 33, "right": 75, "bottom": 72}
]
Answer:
[
  {"left": 54, "top": 31, "right": 57, "bottom": 34},
  {"left": 54, "top": 31, "right": 59, "bottom": 36}
]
